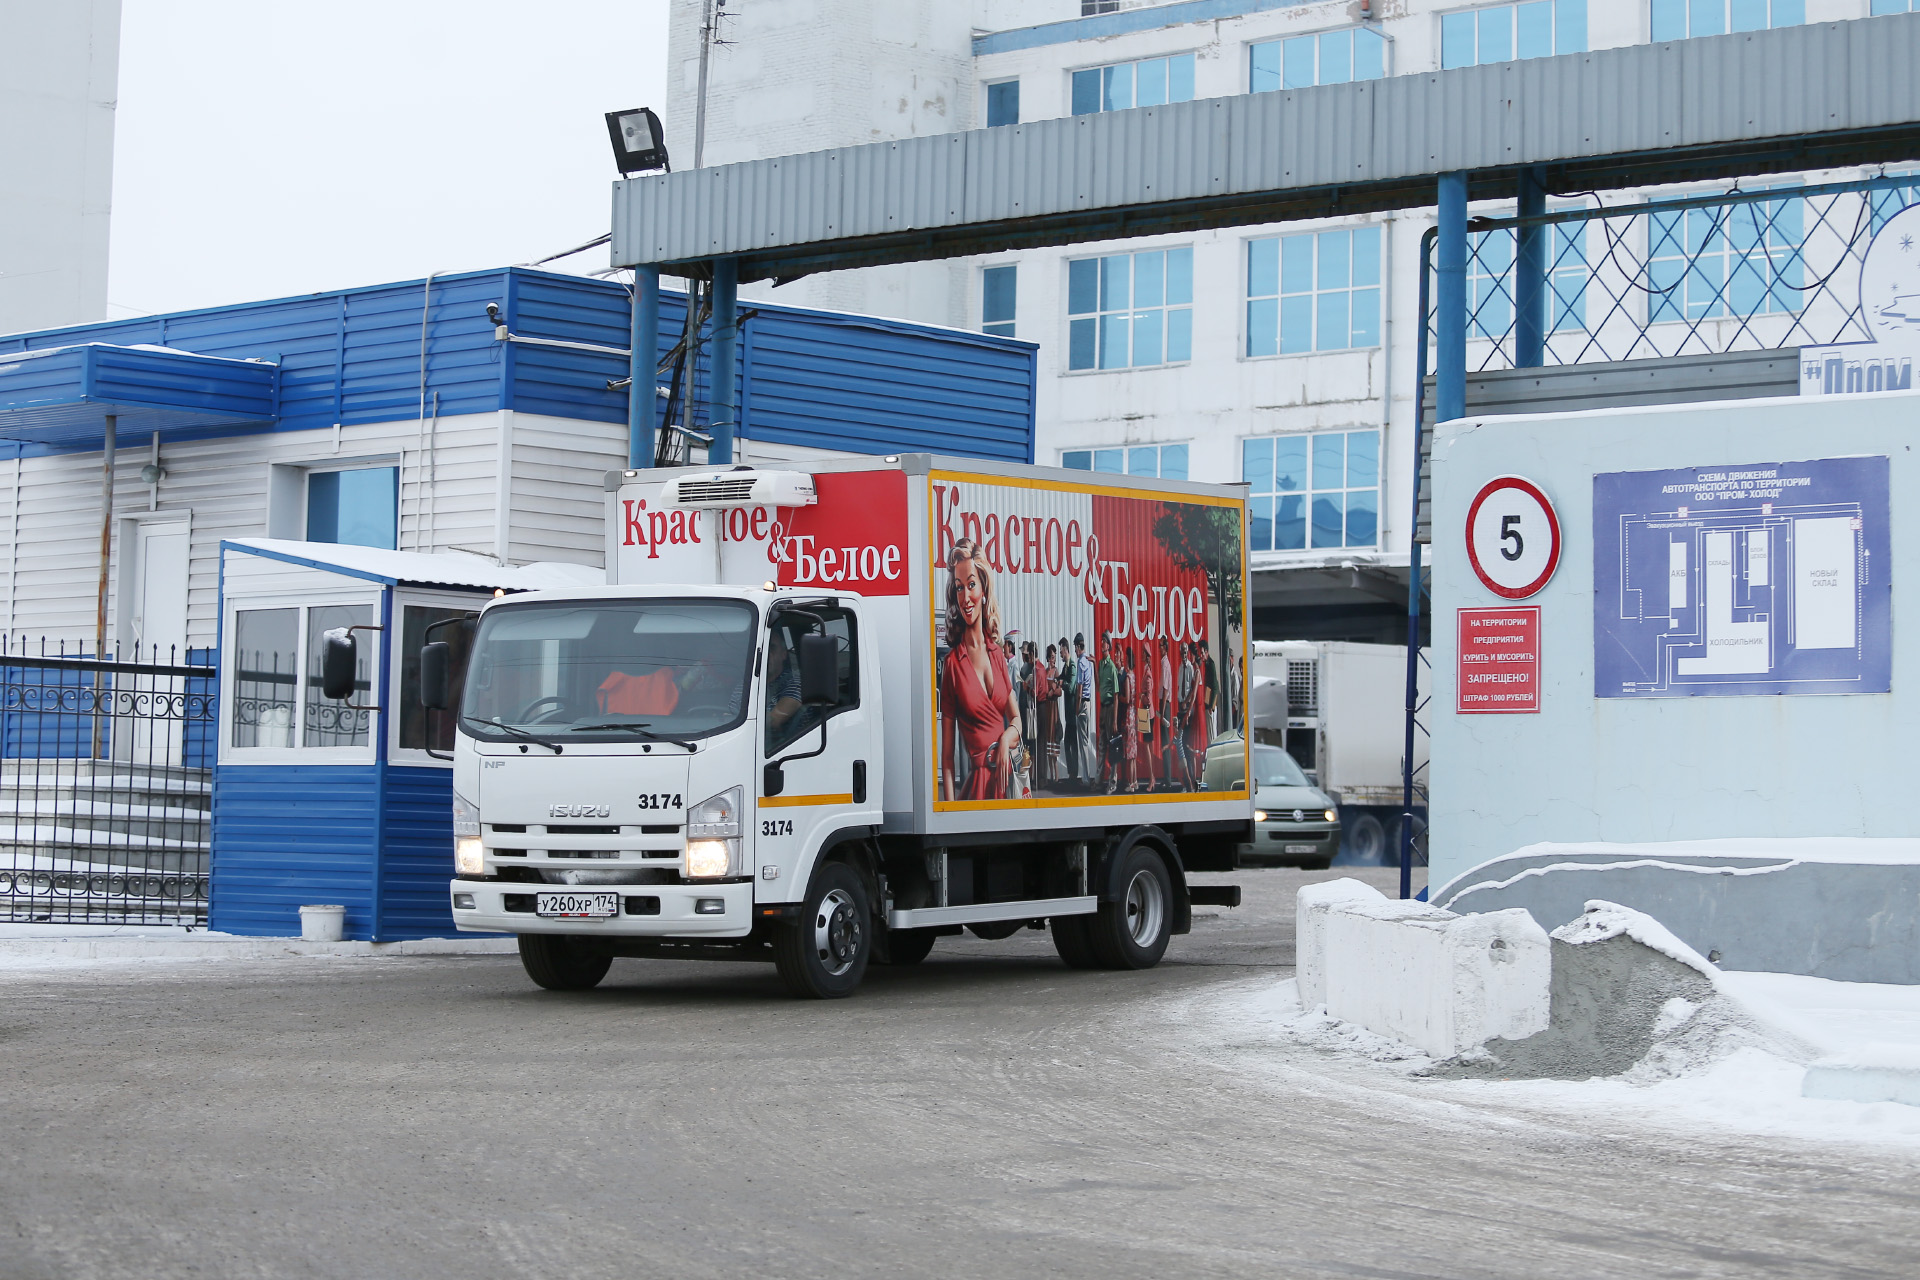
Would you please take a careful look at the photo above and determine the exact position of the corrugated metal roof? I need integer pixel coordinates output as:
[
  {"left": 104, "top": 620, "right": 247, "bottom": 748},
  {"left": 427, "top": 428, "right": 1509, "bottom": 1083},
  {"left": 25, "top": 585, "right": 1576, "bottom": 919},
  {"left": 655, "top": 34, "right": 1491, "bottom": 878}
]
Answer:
[
  {"left": 0, "top": 269, "right": 1037, "bottom": 462},
  {"left": 221, "top": 538, "right": 606, "bottom": 592},
  {"left": 0, "top": 344, "right": 278, "bottom": 449},
  {"left": 614, "top": 15, "right": 1920, "bottom": 280}
]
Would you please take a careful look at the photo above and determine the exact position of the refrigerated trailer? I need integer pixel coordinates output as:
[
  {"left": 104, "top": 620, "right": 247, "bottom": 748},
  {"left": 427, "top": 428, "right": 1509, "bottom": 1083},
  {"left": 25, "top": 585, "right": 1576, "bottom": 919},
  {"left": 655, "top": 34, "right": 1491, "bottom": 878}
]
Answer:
[
  {"left": 417, "top": 455, "right": 1252, "bottom": 997},
  {"left": 1250, "top": 640, "right": 1428, "bottom": 864}
]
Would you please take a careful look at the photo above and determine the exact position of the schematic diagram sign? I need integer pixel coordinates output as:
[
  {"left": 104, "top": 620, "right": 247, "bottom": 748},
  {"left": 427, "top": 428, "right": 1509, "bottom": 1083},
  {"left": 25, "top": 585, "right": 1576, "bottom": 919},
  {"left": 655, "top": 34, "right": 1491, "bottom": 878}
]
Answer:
[
  {"left": 1458, "top": 607, "right": 1540, "bottom": 713},
  {"left": 1592, "top": 456, "right": 1890, "bottom": 698}
]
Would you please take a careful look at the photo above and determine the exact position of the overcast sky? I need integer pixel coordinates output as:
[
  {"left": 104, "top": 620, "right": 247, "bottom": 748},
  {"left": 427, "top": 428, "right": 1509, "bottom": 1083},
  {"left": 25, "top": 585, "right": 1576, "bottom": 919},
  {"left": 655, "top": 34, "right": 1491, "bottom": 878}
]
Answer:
[{"left": 108, "top": 0, "right": 670, "bottom": 318}]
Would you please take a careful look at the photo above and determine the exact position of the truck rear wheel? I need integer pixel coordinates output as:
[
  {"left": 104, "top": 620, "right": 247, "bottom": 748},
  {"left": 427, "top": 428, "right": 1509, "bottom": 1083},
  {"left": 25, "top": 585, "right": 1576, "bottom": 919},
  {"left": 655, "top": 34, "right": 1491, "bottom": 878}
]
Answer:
[
  {"left": 1049, "top": 914, "right": 1100, "bottom": 969},
  {"left": 517, "top": 934, "right": 612, "bottom": 991},
  {"left": 1087, "top": 845, "right": 1173, "bottom": 970},
  {"left": 772, "top": 862, "right": 871, "bottom": 998}
]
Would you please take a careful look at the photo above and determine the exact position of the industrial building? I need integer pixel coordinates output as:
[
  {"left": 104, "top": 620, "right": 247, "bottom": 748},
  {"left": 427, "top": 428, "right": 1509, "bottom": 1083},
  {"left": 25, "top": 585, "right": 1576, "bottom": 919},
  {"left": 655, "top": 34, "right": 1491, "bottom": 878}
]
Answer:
[{"left": 667, "top": 0, "right": 1914, "bottom": 641}]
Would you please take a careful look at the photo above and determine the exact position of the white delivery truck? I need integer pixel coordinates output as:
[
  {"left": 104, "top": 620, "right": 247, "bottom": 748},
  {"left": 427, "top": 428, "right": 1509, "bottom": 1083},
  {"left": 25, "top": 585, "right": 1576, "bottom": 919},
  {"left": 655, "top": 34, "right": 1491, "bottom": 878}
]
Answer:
[
  {"left": 1249, "top": 640, "right": 1427, "bottom": 863},
  {"left": 418, "top": 455, "right": 1252, "bottom": 998}
]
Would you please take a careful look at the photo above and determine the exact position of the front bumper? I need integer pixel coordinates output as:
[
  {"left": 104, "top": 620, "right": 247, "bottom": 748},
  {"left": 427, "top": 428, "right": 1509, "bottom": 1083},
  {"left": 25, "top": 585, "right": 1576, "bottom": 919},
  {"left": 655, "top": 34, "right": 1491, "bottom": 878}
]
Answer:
[
  {"left": 1245, "top": 822, "right": 1340, "bottom": 862},
  {"left": 449, "top": 879, "right": 755, "bottom": 938}
]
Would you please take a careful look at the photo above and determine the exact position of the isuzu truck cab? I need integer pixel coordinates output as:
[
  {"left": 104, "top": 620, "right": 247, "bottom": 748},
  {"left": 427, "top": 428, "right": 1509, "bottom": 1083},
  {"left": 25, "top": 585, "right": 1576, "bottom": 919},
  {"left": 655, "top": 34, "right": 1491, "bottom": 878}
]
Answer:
[{"left": 430, "top": 455, "right": 1252, "bottom": 998}]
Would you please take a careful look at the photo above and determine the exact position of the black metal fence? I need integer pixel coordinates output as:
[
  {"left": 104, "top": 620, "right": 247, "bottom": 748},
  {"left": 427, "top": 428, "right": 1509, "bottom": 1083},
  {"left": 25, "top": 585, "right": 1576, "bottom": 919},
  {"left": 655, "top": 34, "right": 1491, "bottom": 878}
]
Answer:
[{"left": 0, "top": 641, "right": 216, "bottom": 926}]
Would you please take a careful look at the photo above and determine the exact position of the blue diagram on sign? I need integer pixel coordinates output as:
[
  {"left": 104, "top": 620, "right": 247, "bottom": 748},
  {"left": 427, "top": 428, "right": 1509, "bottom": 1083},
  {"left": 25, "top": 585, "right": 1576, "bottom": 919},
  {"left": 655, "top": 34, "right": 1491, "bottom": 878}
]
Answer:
[{"left": 1592, "top": 456, "right": 1890, "bottom": 698}]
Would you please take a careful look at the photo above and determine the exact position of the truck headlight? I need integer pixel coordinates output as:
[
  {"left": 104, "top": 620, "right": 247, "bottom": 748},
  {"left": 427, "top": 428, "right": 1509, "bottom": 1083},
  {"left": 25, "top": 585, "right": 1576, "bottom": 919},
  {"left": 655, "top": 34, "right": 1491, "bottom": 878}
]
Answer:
[
  {"left": 687, "top": 787, "right": 741, "bottom": 839},
  {"left": 686, "top": 839, "right": 735, "bottom": 879},
  {"left": 455, "top": 837, "right": 485, "bottom": 877}
]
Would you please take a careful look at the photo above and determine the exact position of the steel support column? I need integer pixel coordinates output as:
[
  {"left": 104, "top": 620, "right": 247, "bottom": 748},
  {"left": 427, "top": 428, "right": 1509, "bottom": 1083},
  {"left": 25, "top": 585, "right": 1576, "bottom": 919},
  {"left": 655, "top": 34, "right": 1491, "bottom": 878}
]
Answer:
[
  {"left": 1436, "top": 173, "right": 1468, "bottom": 424},
  {"left": 709, "top": 258, "right": 739, "bottom": 465},
  {"left": 628, "top": 265, "right": 661, "bottom": 469},
  {"left": 1514, "top": 166, "right": 1548, "bottom": 369}
]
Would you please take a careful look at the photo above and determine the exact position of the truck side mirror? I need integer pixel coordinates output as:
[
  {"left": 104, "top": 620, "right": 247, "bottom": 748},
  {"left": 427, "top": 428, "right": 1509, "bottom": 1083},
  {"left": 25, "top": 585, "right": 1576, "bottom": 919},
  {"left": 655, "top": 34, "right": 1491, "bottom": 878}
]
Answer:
[
  {"left": 320, "top": 628, "right": 358, "bottom": 700},
  {"left": 762, "top": 761, "right": 785, "bottom": 797},
  {"left": 797, "top": 633, "right": 838, "bottom": 706},
  {"left": 420, "top": 641, "right": 452, "bottom": 709}
]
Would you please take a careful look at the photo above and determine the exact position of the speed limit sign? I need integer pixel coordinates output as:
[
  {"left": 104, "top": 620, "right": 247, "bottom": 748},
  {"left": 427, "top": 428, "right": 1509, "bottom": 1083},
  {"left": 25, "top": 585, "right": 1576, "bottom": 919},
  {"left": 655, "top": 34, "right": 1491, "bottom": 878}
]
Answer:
[{"left": 1465, "top": 476, "right": 1560, "bottom": 599}]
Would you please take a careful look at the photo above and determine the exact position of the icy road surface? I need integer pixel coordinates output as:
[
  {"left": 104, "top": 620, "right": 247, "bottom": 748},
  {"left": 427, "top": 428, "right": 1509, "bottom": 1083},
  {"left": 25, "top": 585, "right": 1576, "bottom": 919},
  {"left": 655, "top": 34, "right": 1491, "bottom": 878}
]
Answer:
[{"left": 3, "top": 868, "right": 1916, "bottom": 1279}]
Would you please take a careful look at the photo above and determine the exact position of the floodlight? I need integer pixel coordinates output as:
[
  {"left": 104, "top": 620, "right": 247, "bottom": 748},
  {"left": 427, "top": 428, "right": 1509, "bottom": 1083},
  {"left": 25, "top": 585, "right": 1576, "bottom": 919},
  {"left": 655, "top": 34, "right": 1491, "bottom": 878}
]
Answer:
[{"left": 605, "top": 107, "right": 670, "bottom": 176}]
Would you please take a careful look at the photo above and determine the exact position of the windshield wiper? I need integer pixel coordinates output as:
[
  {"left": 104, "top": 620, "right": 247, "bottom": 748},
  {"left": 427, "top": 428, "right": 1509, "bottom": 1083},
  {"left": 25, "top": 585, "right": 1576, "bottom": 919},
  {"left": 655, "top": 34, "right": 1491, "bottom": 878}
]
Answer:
[
  {"left": 461, "top": 715, "right": 564, "bottom": 754},
  {"left": 568, "top": 722, "right": 698, "bottom": 752}
]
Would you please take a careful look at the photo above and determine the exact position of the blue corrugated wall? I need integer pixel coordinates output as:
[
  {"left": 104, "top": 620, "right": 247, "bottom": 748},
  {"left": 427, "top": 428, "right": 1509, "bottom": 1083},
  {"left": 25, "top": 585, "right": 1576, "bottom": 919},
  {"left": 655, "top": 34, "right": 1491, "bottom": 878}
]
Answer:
[
  {"left": 377, "top": 765, "right": 473, "bottom": 941},
  {"left": 211, "top": 764, "right": 379, "bottom": 939},
  {"left": 1, "top": 268, "right": 1036, "bottom": 462}
]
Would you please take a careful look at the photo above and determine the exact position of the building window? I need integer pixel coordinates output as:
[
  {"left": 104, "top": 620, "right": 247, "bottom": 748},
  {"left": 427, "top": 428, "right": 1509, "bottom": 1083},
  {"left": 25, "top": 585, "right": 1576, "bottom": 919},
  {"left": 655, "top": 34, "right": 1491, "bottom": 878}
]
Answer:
[
  {"left": 1440, "top": 1, "right": 1587, "bottom": 69},
  {"left": 307, "top": 466, "right": 398, "bottom": 550},
  {"left": 1651, "top": 0, "right": 1803, "bottom": 39},
  {"left": 1243, "top": 431, "right": 1379, "bottom": 552},
  {"left": 229, "top": 603, "right": 374, "bottom": 752},
  {"left": 1246, "top": 226, "right": 1381, "bottom": 357},
  {"left": 1083, "top": 0, "right": 1122, "bottom": 14},
  {"left": 1067, "top": 247, "right": 1193, "bottom": 371},
  {"left": 1871, "top": 0, "right": 1917, "bottom": 13},
  {"left": 986, "top": 80, "right": 1019, "bottom": 128},
  {"left": 1647, "top": 194, "right": 1804, "bottom": 323},
  {"left": 1071, "top": 54, "right": 1195, "bottom": 116},
  {"left": 1467, "top": 222, "right": 1592, "bottom": 339},
  {"left": 982, "top": 265, "right": 1017, "bottom": 338},
  {"left": 1062, "top": 444, "right": 1189, "bottom": 480},
  {"left": 1250, "top": 27, "right": 1387, "bottom": 91}
]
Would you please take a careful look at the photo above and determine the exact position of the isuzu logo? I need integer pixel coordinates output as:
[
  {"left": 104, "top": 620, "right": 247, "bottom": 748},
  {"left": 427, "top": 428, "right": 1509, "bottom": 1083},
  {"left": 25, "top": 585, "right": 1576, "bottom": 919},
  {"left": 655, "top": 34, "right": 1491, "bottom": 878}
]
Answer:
[{"left": 549, "top": 804, "right": 612, "bottom": 818}]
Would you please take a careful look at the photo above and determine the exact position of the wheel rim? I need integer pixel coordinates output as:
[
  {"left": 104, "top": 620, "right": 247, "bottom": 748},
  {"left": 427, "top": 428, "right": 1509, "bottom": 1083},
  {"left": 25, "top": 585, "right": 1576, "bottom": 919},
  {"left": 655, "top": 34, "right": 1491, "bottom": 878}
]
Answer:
[
  {"left": 1123, "top": 868, "right": 1165, "bottom": 947},
  {"left": 814, "top": 887, "right": 863, "bottom": 977}
]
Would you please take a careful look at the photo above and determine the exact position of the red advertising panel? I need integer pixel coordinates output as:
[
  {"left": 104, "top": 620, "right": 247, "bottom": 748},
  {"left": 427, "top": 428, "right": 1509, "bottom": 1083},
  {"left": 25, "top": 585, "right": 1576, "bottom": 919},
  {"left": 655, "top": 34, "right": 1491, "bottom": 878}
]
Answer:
[
  {"left": 929, "top": 470, "right": 1247, "bottom": 810},
  {"left": 1457, "top": 606, "right": 1540, "bottom": 713}
]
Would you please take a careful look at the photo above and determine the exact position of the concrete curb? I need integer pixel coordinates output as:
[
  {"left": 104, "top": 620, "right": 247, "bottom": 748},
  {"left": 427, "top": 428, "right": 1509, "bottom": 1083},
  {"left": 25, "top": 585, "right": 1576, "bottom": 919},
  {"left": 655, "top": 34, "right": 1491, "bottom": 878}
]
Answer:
[{"left": 0, "top": 933, "right": 519, "bottom": 965}]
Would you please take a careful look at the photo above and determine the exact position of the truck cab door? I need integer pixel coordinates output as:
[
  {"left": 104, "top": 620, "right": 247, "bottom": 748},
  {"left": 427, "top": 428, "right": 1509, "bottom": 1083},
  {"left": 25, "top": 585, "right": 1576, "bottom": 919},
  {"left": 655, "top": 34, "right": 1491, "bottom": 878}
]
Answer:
[{"left": 758, "top": 603, "right": 877, "bottom": 891}]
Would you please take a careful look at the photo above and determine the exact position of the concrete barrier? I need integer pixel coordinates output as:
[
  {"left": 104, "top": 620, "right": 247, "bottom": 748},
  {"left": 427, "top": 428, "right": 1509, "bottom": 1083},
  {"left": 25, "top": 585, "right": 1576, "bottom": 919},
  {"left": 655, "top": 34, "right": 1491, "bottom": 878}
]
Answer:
[{"left": 1297, "top": 879, "right": 1550, "bottom": 1058}]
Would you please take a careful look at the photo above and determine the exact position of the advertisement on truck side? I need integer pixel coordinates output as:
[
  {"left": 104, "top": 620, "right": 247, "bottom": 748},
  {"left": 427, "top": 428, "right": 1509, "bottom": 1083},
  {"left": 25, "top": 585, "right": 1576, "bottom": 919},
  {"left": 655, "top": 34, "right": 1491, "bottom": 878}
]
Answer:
[{"left": 929, "top": 469, "right": 1247, "bottom": 811}]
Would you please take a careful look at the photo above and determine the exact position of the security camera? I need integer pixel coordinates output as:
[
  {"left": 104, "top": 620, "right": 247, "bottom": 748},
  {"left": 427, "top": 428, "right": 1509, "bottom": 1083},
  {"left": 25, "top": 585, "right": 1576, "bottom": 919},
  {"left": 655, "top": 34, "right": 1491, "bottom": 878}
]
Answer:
[{"left": 485, "top": 302, "right": 503, "bottom": 325}]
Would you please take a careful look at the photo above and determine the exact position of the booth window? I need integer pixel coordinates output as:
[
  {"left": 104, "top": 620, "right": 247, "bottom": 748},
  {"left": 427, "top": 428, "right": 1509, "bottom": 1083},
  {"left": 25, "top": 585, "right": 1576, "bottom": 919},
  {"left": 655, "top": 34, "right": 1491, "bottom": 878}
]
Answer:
[
  {"left": 307, "top": 467, "right": 399, "bottom": 550},
  {"left": 304, "top": 605, "right": 373, "bottom": 747},
  {"left": 399, "top": 604, "right": 471, "bottom": 753},
  {"left": 231, "top": 608, "right": 300, "bottom": 748},
  {"left": 766, "top": 607, "right": 858, "bottom": 757}
]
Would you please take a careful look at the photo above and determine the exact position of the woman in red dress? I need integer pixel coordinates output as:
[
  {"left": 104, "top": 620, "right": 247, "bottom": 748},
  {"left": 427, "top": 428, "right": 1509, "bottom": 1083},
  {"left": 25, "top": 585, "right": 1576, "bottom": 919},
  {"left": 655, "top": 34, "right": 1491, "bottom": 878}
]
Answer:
[{"left": 940, "top": 539, "right": 1020, "bottom": 801}]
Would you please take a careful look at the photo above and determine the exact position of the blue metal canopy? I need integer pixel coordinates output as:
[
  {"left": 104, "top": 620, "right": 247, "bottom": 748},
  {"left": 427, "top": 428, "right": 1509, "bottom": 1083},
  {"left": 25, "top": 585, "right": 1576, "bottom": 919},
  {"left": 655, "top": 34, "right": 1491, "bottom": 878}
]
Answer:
[{"left": 0, "top": 343, "right": 278, "bottom": 451}]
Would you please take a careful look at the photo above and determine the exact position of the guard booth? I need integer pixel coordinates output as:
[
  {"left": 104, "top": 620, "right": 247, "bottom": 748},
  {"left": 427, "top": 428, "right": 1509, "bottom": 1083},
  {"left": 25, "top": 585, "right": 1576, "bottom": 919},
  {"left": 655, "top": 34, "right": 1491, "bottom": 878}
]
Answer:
[{"left": 211, "top": 538, "right": 600, "bottom": 940}]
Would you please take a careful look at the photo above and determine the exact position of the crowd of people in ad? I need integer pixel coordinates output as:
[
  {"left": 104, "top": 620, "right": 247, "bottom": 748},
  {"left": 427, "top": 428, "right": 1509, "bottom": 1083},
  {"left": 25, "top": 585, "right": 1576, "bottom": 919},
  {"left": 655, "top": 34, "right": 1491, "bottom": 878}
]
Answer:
[{"left": 940, "top": 537, "right": 1237, "bottom": 802}]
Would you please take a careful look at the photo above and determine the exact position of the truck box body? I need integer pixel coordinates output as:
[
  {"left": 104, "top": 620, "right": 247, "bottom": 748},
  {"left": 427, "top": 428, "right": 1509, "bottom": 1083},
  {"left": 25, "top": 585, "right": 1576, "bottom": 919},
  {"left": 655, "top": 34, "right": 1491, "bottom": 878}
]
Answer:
[{"left": 606, "top": 454, "right": 1253, "bottom": 838}]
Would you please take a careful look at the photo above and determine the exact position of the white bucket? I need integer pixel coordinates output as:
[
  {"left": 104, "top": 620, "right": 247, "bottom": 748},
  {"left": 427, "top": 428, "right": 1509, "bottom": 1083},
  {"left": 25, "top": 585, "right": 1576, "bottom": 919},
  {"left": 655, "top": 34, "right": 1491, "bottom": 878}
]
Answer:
[{"left": 298, "top": 904, "right": 346, "bottom": 942}]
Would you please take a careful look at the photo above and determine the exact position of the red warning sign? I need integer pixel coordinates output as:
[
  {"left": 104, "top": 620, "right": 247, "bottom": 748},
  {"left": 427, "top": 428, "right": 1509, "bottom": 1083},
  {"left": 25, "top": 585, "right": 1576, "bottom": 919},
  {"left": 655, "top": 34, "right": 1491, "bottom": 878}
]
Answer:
[{"left": 1457, "top": 606, "right": 1540, "bottom": 714}]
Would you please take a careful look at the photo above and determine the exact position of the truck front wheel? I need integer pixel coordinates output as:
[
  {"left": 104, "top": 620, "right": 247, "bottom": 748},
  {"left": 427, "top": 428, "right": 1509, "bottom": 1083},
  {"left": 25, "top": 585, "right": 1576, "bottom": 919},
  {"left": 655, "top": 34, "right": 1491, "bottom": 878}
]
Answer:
[
  {"left": 772, "top": 862, "right": 871, "bottom": 998},
  {"left": 517, "top": 934, "right": 612, "bottom": 991},
  {"left": 1087, "top": 845, "right": 1173, "bottom": 970}
]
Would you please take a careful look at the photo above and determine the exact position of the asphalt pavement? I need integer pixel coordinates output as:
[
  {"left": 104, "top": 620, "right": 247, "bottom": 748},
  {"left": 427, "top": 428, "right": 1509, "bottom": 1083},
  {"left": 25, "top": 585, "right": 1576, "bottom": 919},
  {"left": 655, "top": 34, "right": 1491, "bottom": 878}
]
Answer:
[{"left": 4, "top": 867, "right": 1917, "bottom": 1279}]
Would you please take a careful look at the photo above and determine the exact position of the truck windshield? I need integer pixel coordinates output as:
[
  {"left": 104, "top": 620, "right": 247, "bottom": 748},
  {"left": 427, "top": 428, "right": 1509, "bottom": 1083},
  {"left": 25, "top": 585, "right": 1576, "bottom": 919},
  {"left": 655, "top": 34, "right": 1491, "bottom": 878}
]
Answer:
[
  {"left": 460, "top": 599, "right": 757, "bottom": 742},
  {"left": 1252, "top": 745, "right": 1311, "bottom": 789}
]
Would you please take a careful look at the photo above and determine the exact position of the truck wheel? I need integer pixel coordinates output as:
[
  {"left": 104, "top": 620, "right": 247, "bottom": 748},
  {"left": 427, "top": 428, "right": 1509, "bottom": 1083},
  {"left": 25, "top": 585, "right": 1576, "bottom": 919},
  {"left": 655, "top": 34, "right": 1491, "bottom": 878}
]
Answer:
[
  {"left": 881, "top": 927, "right": 938, "bottom": 966},
  {"left": 1346, "top": 812, "right": 1387, "bottom": 864},
  {"left": 1087, "top": 845, "right": 1173, "bottom": 970},
  {"left": 517, "top": 934, "right": 612, "bottom": 991},
  {"left": 772, "top": 863, "right": 871, "bottom": 998},
  {"left": 1049, "top": 914, "right": 1100, "bottom": 969}
]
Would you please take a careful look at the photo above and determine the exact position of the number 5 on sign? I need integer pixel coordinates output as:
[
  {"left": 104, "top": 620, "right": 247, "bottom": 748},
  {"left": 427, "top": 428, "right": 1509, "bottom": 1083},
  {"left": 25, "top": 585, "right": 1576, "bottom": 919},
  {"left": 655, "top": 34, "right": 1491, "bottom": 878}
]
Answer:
[{"left": 1465, "top": 476, "right": 1561, "bottom": 599}]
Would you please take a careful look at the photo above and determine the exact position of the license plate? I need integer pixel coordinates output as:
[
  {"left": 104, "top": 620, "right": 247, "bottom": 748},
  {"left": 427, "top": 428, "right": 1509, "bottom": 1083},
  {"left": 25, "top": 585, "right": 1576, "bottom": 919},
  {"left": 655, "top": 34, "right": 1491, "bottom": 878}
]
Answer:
[
  {"left": 535, "top": 892, "right": 619, "bottom": 919},
  {"left": 1285, "top": 844, "right": 1319, "bottom": 854}
]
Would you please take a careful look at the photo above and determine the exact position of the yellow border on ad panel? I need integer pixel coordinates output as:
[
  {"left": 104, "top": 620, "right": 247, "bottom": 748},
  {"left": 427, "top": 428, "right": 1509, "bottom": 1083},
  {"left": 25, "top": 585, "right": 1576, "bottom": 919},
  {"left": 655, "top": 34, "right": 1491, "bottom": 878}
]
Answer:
[{"left": 927, "top": 470, "right": 1251, "bottom": 813}]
